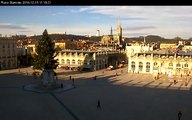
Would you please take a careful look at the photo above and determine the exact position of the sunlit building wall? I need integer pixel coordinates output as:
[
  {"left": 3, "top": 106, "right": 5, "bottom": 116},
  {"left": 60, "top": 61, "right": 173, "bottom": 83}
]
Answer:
[
  {"left": 160, "top": 43, "right": 177, "bottom": 49},
  {"left": 0, "top": 38, "right": 17, "bottom": 70},
  {"left": 55, "top": 50, "right": 125, "bottom": 71},
  {"left": 128, "top": 52, "right": 192, "bottom": 76}
]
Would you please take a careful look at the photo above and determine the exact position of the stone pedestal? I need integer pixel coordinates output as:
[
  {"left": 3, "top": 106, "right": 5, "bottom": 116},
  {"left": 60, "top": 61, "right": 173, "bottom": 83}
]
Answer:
[{"left": 42, "top": 69, "right": 56, "bottom": 86}]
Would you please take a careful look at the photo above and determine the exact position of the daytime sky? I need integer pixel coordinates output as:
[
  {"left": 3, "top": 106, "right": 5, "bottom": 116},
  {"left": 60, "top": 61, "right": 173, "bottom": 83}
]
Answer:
[{"left": 0, "top": 6, "right": 192, "bottom": 39}]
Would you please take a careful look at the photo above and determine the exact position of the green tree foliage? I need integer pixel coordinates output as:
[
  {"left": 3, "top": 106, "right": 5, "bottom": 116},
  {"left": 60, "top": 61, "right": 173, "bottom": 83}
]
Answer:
[{"left": 32, "top": 29, "right": 58, "bottom": 70}]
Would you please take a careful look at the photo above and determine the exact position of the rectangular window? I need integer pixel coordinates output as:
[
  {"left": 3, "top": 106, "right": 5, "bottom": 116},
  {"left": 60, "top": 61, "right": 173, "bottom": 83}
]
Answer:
[{"left": 146, "top": 62, "right": 150, "bottom": 72}]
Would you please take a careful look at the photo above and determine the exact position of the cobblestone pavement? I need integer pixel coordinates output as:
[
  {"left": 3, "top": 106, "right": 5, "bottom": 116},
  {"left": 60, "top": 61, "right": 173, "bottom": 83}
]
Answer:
[{"left": 1, "top": 67, "right": 192, "bottom": 120}]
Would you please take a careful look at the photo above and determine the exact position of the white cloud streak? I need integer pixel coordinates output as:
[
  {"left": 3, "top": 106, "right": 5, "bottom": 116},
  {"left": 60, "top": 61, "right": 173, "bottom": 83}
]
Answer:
[
  {"left": 123, "top": 26, "right": 156, "bottom": 31},
  {"left": 77, "top": 6, "right": 192, "bottom": 38},
  {"left": 0, "top": 23, "right": 27, "bottom": 29}
]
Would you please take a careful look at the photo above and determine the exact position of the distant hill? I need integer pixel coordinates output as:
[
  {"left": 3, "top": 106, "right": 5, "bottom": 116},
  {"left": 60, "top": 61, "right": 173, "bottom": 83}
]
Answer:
[
  {"left": 10, "top": 33, "right": 192, "bottom": 45},
  {"left": 27, "top": 34, "right": 89, "bottom": 41},
  {"left": 124, "top": 35, "right": 190, "bottom": 44},
  {"left": 25, "top": 34, "right": 102, "bottom": 42}
]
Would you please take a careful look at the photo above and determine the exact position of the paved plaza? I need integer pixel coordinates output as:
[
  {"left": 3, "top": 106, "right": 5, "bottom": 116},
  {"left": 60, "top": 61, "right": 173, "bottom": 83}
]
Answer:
[{"left": 1, "top": 67, "right": 192, "bottom": 120}]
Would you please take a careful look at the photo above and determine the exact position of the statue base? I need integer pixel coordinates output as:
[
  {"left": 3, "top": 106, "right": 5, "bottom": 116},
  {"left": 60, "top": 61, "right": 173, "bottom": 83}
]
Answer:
[{"left": 42, "top": 69, "right": 56, "bottom": 87}]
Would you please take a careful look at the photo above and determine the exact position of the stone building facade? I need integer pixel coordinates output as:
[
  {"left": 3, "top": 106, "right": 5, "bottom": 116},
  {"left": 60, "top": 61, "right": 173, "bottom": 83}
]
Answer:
[
  {"left": 0, "top": 38, "right": 17, "bottom": 70},
  {"left": 128, "top": 52, "right": 192, "bottom": 77},
  {"left": 55, "top": 50, "right": 126, "bottom": 71}
]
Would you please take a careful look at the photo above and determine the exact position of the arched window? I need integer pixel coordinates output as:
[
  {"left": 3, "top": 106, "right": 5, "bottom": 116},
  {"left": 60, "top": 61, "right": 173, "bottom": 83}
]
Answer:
[
  {"left": 184, "top": 56, "right": 188, "bottom": 60},
  {"left": 169, "top": 62, "right": 173, "bottom": 67},
  {"left": 176, "top": 63, "right": 181, "bottom": 67},
  {"left": 78, "top": 60, "right": 82, "bottom": 65},
  {"left": 139, "top": 62, "right": 143, "bottom": 72},
  {"left": 66, "top": 53, "right": 70, "bottom": 57},
  {"left": 131, "top": 61, "right": 135, "bottom": 71},
  {"left": 153, "top": 62, "right": 158, "bottom": 70},
  {"left": 161, "top": 62, "right": 165, "bottom": 67},
  {"left": 184, "top": 63, "right": 188, "bottom": 68},
  {"left": 72, "top": 53, "right": 75, "bottom": 57},
  {"left": 61, "top": 59, "right": 65, "bottom": 64},
  {"left": 177, "top": 56, "right": 181, "bottom": 60},
  {"left": 169, "top": 56, "right": 173, "bottom": 59},
  {"left": 146, "top": 62, "right": 150, "bottom": 72},
  {"left": 67, "top": 59, "right": 70, "bottom": 64},
  {"left": 84, "top": 60, "right": 87, "bottom": 65},
  {"left": 154, "top": 62, "right": 158, "bottom": 66},
  {"left": 72, "top": 59, "right": 76, "bottom": 64},
  {"left": 61, "top": 53, "right": 64, "bottom": 56}
]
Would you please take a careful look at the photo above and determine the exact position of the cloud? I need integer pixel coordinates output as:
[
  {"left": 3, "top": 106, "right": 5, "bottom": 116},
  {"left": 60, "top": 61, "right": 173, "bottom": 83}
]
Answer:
[
  {"left": 0, "top": 24, "right": 27, "bottom": 29},
  {"left": 123, "top": 26, "right": 156, "bottom": 31},
  {"left": 123, "top": 32, "right": 150, "bottom": 37},
  {"left": 78, "top": 6, "right": 192, "bottom": 23},
  {"left": 76, "top": 6, "right": 192, "bottom": 39},
  {"left": 79, "top": 7, "right": 92, "bottom": 12},
  {"left": 52, "top": 8, "right": 82, "bottom": 16},
  {"left": 121, "top": 17, "right": 147, "bottom": 21},
  {"left": 17, "top": 30, "right": 32, "bottom": 33}
]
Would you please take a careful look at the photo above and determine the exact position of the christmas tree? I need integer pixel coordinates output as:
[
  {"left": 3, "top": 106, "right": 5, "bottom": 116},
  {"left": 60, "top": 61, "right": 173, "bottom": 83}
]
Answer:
[{"left": 33, "top": 29, "right": 58, "bottom": 70}]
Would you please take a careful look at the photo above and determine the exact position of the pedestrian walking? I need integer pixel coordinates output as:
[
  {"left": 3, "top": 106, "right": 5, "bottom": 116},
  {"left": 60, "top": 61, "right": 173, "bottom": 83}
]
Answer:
[
  {"left": 69, "top": 75, "right": 72, "bottom": 80},
  {"left": 72, "top": 78, "right": 75, "bottom": 86},
  {"left": 97, "top": 100, "right": 101, "bottom": 109},
  {"left": 174, "top": 79, "right": 177, "bottom": 84},
  {"left": 94, "top": 75, "right": 97, "bottom": 80},
  {"left": 178, "top": 111, "right": 182, "bottom": 120},
  {"left": 185, "top": 81, "right": 188, "bottom": 86}
]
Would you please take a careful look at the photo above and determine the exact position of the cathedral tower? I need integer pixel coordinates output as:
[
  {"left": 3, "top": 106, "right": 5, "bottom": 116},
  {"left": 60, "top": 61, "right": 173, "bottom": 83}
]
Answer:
[{"left": 117, "top": 17, "right": 122, "bottom": 45}]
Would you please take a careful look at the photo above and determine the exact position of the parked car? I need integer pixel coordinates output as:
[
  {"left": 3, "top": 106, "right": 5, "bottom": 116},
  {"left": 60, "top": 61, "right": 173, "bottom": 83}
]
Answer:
[
  {"left": 106, "top": 65, "right": 115, "bottom": 71},
  {"left": 118, "top": 63, "right": 124, "bottom": 68}
]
